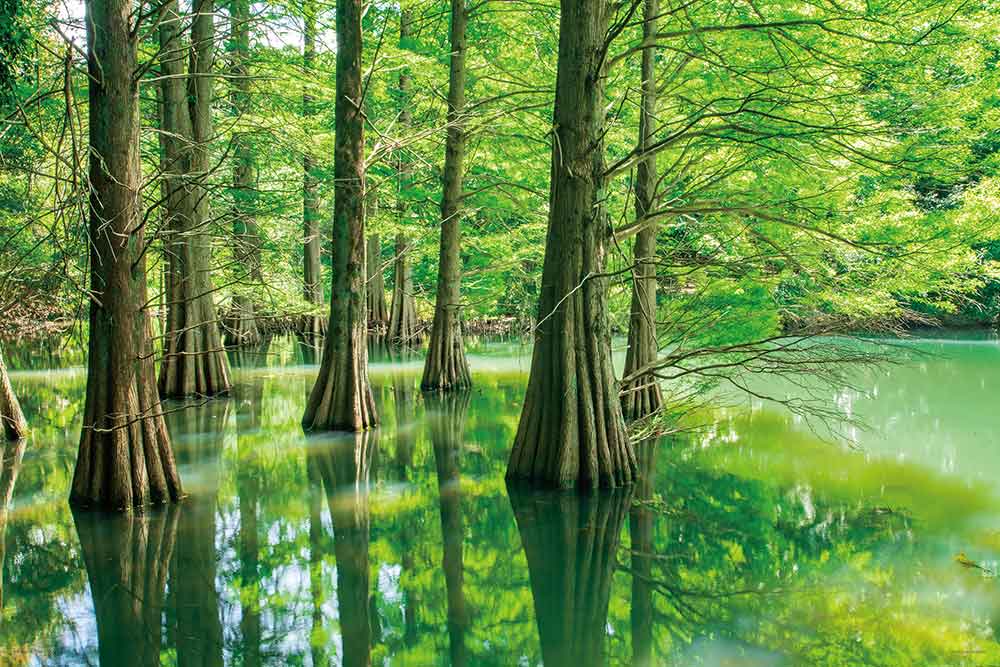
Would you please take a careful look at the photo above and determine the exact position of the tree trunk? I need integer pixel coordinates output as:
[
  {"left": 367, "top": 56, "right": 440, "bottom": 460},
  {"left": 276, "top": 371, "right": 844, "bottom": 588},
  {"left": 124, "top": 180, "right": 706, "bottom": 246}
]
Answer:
[
  {"left": 226, "top": 0, "right": 263, "bottom": 348},
  {"left": 388, "top": 233, "right": 420, "bottom": 346},
  {"left": 301, "top": 0, "right": 325, "bottom": 345},
  {"left": 366, "top": 234, "right": 388, "bottom": 335},
  {"left": 302, "top": 0, "right": 376, "bottom": 431},
  {"left": 310, "top": 432, "right": 375, "bottom": 667},
  {"left": 630, "top": 439, "right": 657, "bottom": 666},
  {"left": 0, "top": 351, "right": 27, "bottom": 440},
  {"left": 157, "top": 0, "right": 232, "bottom": 398},
  {"left": 72, "top": 0, "right": 182, "bottom": 510},
  {"left": 509, "top": 486, "right": 631, "bottom": 667},
  {"left": 506, "top": 0, "right": 635, "bottom": 489},
  {"left": 621, "top": 0, "right": 662, "bottom": 421},
  {"left": 74, "top": 506, "right": 178, "bottom": 667},
  {"left": 422, "top": 0, "right": 471, "bottom": 391},
  {"left": 428, "top": 391, "right": 471, "bottom": 667}
]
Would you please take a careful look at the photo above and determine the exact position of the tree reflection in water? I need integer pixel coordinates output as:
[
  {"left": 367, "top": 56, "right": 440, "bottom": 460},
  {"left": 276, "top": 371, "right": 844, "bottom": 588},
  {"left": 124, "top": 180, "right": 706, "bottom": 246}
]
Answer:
[
  {"left": 309, "top": 430, "right": 376, "bottom": 667},
  {"left": 509, "top": 483, "right": 632, "bottom": 667}
]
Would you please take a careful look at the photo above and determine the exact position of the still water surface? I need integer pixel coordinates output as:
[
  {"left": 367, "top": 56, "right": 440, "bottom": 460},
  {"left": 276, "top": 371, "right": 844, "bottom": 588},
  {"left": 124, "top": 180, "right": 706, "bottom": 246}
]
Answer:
[{"left": 3, "top": 333, "right": 1000, "bottom": 666}]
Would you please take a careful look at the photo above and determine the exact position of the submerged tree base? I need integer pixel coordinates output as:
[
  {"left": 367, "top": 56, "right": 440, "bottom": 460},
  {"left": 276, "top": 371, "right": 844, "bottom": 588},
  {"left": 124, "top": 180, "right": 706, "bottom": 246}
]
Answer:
[{"left": 0, "top": 352, "right": 27, "bottom": 440}]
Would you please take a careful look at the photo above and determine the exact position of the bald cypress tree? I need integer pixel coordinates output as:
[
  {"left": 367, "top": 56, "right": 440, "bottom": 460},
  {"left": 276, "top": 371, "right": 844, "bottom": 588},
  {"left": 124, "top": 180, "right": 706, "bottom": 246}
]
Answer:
[
  {"left": 506, "top": 0, "right": 635, "bottom": 488},
  {"left": 421, "top": 0, "right": 471, "bottom": 390},
  {"left": 72, "top": 0, "right": 182, "bottom": 509},
  {"left": 226, "top": 0, "right": 264, "bottom": 348},
  {"left": 157, "top": 0, "right": 232, "bottom": 398},
  {"left": 302, "top": 0, "right": 376, "bottom": 431},
  {"left": 621, "top": 0, "right": 663, "bottom": 421},
  {"left": 301, "top": 0, "right": 325, "bottom": 345}
]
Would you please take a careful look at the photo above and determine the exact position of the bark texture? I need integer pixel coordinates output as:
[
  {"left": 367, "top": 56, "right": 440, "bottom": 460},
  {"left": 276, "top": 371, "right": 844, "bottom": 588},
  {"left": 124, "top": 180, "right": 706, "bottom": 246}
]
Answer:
[
  {"left": 506, "top": 0, "right": 635, "bottom": 489},
  {"left": 301, "top": 0, "right": 325, "bottom": 343},
  {"left": 310, "top": 432, "right": 376, "bottom": 667},
  {"left": 158, "top": 0, "right": 232, "bottom": 398},
  {"left": 509, "top": 486, "right": 632, "bottom": 667},
  {"left": 422, "top": 0, "right": 471, "bottom": 390},
  {"left": 366, "top": 234, "right": 388, "bottom": 335},
  {"left": 621, "top": 0, "right": 663, "bottom": 421},
  {"left": 226, "top": 0, "right": 263, "bottom": 348},
  {"left": 74, "top": 506, "right": 178, "bottom": 667},
  {"left": 388, "top": 233, "right": 420, "bottom": 346},
  {"left": 428, "top": 391, "right": 471, "bottom": 667},
  {"left": 0, "top": 351, "right": 27, "bottom": 440},
  {"left": 302, "top": 0, "right": 376, "bottom": 431},
  {"left": 73, "top": 0, "right": 182, "bottom": 509}
]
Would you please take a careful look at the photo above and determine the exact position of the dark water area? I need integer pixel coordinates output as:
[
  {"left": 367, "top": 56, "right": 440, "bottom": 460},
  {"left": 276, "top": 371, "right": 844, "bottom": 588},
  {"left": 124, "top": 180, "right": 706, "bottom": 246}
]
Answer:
[{"left": 3, "top": 333, "right": 1000, "bottom": 665}]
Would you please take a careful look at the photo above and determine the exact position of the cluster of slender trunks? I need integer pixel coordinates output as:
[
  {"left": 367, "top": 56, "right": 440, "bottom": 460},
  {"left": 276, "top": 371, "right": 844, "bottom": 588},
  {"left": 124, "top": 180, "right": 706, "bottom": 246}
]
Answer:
[{"left": 60, "top": 0, "right": 666, "bottom": 510}]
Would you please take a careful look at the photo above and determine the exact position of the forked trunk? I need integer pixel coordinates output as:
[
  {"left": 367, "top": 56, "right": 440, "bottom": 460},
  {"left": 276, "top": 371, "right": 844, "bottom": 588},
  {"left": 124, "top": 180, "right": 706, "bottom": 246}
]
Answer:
[
  {"left": 509, "top": 486, "right": 632, "bottom": 667},
  {"left": 226, "top": 0, "right": 263, "bottom": 348},
  {"left": 74, "top": 507, "right": 178, "bottom": 667},
  {"left": 0, "top": 351, "right": 27, "bottom": 440},
  {"left": 506, "top": 0, "right": 635, "bottom": 488},
  {"left": 365, "top": 234, "right": 388, "bottom": 334},
  {"left": 158, "top": 0, "right": 232, "bottom": 398},
  {"left": 422, "top": 0, "right": 471, "bottom": 391},
  {"left": 302, "top": 0, "right": 376, "bottom": 431},
  {"left": 310, "top": 431, "right": 376, "bottom": 667},
  {"left": 428, "top": 391, "right": 471, "bottom": 666},
  {"left": 73, "top": 0, "right": 182, "bottom": 509},
  {"left": 388, "top": 233, "right": 420, "bottom": 346},
  {"left": 621, "top": 0, "right": 662, "bottom": 421}
]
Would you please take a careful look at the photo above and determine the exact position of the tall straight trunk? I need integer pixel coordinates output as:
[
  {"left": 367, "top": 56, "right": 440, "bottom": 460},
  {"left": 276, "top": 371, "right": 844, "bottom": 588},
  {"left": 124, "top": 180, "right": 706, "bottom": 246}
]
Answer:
[
  {"left": 427, "top": 391, "right": 471, "bottom": 667},
  {"left": 422, "top": 0, "right": 471, "bottom": 390},
  {"left": 0, "top": 351, "right": 26, "bottom": 440},
  {"left": 158, "top": 0, "right": 232, "bottom": 398},
  {"left": 72, "top": 0, "right": 182, "bottom": 509},
  {"left": 302, "top": 0, "right": 324, "bottom": 344},
  {"left": 366, "top": 234, "right": 388, "bottom": 334},
  {"left": 387, "top": 9, "right": 420, "bottom": 348},
  {"left": 621, "top": 0, "right": 662, "bottom": 421},
  {"left": 388, "top": 233, "right": 419, "bottom": 345},
  {"left": 310, "top": 432, "right": 375, "bottom": 667},
  {"left": 227, "top": 0, "right": 263, "bottom": 347},
  {"left": 506, "top": 0, "right": 635, "bottom": 489},
  {"left": 74, "top": 507, "right": 178, "bottom": 667},
  {"left": 509, "top": 487, "right": 631, "bottom": 667},
  {"left": 302, "top": 0, "right": 376, "bottom": 431},
  {"left": 630, "top": 439, "right": 657, "bottom": 666}
]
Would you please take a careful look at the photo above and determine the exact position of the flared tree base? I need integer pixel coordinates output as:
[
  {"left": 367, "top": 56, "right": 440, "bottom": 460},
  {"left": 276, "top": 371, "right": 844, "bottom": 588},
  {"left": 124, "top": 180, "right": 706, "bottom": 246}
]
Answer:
[
  {"left": 422, "top": 319, "right": 470, "bottom": 391},
  {"left": 0, "top": 353, "right": 27, "bottom": 441},
  {"left": 620, "top": 376, "right": 662, "bottom": 422},
  {"left": 159, "top": 321, "right": 232, "bottom": 399}
]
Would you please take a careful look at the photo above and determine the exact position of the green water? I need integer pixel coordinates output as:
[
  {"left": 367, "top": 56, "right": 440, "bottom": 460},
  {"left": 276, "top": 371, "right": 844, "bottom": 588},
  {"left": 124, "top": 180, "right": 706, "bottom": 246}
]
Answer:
[{"left": 3, "top": 333, "right": 1000, "bottom": 666}]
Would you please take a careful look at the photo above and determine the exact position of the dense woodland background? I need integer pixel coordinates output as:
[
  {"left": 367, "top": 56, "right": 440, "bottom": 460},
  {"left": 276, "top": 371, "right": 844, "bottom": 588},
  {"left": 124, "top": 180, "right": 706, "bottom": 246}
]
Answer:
[{"left": 2, "top": 0, "right": 998, "bottom": 343}]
